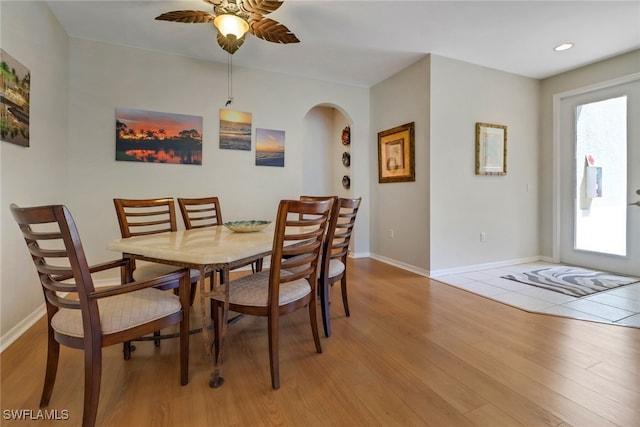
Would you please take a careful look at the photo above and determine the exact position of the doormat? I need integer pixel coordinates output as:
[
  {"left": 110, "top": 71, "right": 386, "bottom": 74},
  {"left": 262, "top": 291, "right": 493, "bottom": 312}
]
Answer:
[{"left": 501, "top": 266, "right": 640, "bottom": 297}]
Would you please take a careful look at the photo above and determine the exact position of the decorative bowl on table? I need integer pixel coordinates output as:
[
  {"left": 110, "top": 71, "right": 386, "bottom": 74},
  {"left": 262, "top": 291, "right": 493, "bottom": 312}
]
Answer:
[{"left": 223, "top": 220, "right": 271, "bottom": 233}]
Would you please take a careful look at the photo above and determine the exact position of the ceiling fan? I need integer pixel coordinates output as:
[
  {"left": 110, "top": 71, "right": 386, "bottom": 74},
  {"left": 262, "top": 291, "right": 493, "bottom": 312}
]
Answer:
[{"left": 155, "top": 0, "right": 299, "bottom": 54}]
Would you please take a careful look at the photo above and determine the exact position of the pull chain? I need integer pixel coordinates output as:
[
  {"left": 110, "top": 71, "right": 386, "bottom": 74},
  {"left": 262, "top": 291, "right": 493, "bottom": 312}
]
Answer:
[{"left": 226, "top": 53, "right": 233, "bottom": 106}]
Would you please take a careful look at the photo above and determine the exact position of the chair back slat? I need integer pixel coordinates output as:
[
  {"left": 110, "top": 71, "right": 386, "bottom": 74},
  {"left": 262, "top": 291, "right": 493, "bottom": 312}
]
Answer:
[
  {"left": 328, "top": 198, "right": 362, "bottom": 263},
  {"left": 10, "top": 204, "right": 95, "bottom": 314},
  {"left": 269, "top": 199, "right": 332, "bottom": 298},
  {"left": 177, "top": 197, "right": 223, "bottom": 229},
  {"left": 113, "top": 198, "right": 177, "bottom": 237}
]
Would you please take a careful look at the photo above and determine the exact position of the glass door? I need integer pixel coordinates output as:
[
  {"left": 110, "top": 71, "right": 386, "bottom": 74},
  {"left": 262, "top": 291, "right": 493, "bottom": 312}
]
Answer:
[{"left": 558, "top": 77, "right": 640, "bottom": 276}]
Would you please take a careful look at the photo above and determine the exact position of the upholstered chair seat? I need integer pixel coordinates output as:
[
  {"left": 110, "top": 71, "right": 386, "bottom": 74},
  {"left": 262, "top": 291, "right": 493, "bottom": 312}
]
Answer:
[
  {"left": 220, "top": 270, "right": 311, "bottom": 307},
  {"left": 51, "top": 288, "right": 182, "bottom": 338}
]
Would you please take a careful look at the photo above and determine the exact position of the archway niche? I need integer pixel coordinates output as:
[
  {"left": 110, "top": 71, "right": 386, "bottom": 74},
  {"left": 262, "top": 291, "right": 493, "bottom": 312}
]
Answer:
[{"left": 302, "top": 104, "right": 353, "bottom": 197}]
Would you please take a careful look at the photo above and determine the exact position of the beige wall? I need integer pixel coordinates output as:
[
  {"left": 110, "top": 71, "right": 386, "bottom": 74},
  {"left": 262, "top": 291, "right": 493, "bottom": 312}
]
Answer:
[
  {"left": 370, "top": 57, "right": 431, "bottom": 274},
  {"left": 429, "top": 55, "right": 541, "bottom": 273},
  {"left": 1, "top": 1, "right": 70, "bottom": 344},
  {"left": 65, "top": 38, "right": 371, "bottom": 265}
]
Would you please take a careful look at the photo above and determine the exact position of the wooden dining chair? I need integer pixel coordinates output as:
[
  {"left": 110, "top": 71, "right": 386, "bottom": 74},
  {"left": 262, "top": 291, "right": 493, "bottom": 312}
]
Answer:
[
  {"left": 177, "top": 196, "right": 223, "bottom": 229},
  {"left": 210, "top": 199, "right": 333, "bottom": 389},
  {"left": 113, "top": 198, "right": 199, "bottom": 306},
  {"left": 177, "top": 196, "right": 263, "bottom": 273},
  {"left": 10, "top": 203, "right": 191, "bottom": 427},
  {"left": 317, "top": 197, "right": 362, "bottom": 337}
]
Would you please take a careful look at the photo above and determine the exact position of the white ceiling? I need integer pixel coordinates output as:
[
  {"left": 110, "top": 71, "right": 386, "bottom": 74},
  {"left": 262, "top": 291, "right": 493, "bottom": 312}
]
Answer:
[{"left": 45, "top": 0, "right": 640, "bottom": 87}]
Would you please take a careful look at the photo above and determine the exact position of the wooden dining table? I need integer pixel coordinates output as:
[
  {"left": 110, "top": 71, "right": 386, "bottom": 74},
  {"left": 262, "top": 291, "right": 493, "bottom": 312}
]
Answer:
[{"left": 107, "top": 223, "right": 278, "bottom": 388}]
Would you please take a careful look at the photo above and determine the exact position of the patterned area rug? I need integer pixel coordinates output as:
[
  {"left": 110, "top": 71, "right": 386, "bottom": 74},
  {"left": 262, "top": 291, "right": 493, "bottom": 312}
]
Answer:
[{"left": 502, "top": 266, "right": 640, "bottom": 297}]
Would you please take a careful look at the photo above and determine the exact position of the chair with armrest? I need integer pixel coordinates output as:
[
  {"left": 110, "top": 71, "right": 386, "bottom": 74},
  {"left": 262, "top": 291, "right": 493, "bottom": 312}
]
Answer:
[
  {"left": 210, "top": 199, "right": 332, "bottom": 389},
  {"left": 10, "top": 203, "right": 190, "bottom": 427},
  {"left": 113, "top": 197, "right": 199, "bottom": 305}
]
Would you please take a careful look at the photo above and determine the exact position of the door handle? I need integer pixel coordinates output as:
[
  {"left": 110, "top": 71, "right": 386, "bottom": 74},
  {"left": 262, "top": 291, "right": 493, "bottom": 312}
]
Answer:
[{"left": 629, "top": 201, "right": 640, "bottom": 206}]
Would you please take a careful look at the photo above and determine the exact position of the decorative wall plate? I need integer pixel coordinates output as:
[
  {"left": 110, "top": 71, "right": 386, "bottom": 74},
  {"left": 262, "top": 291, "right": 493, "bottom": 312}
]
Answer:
[
  {"left": 342, "top": 151, "right": 351, "bottom": 167},
  {"left": 341, "top": 126, "right": 350, "bottom": 146},
  {"left": 342, "top": 175, "right": 351, "bottom": 189}
]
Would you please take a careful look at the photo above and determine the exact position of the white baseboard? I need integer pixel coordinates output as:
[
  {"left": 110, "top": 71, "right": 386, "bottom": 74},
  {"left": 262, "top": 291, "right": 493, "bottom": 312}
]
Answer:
[
  {"left": 368, "top": 253, "right": 548, "bottom": 279},
  {"left": 368, "top": 254, "right": 431, "bottom": 277},
  {"left": 429, "top": 256, "right": 546, "bottom": 277},
  {"left": 0, "top": 304, "right": 46, "bottom": 353}
]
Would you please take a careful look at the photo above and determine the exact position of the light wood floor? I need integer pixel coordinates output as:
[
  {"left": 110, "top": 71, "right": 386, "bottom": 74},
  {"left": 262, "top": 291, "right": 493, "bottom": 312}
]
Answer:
[{"left": 2, "top": 258, "right": 639, "bottom": 426}]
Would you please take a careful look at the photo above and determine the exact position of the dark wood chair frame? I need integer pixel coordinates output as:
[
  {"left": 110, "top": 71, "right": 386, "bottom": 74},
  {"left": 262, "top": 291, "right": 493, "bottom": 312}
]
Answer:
[
  {"left": 177, "top": 196, "right": 264, "bottom": 274},
  {"left": 10, "top": 203, "right": 190, "bottom": 427},
  {"left": 113, "top": 197, "right": 198, "bottom": 303},
  {"left": 211, "top": 199, "right": 332, "bottom": 389},
  {"left": 177, "top": 196, "right": 223, "bottom": 229},
  {"left": 299, "top": 196, "right": 361, "bottom": 336},
  {"left": 318, "top": 197, "right": 362, "bottom": 337}
]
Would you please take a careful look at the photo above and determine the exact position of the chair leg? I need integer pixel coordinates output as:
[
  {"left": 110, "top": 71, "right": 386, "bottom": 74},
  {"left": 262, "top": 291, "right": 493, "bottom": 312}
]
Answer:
[
  {"left": 254, "top": 258, "right": 264, "bottom": 273},
  {"left": 40, "top": 327, "right": 60, "bottom": 407},
  {"left": 212, "top": 301, "right": 222, "bottom": 363},
  {"left": 308, "top": 296, "right": 323, "bottom": 354},
  {"left": 341, "top": 276, "right": 350, "bottom": 317},
  {"left": 267, "top": 313, "right": 280, "bottom": 390},
  {"left": 122, "top": 341, "right": 133, "bottom": 360},
  {"left": 211, "top": 272, "right": 222, "bottom": 320},
  {"left": 319, "top": 278, "right": 331, "bottom": 337},
  {"left": 189, "top": 281, "right": 197, "bottom": 306},
  {"left": 82, "top": 345, "right": 102, "bottom": 427},
  {"left": 180, "top": 315, "right": 190, "bottom": 386}
]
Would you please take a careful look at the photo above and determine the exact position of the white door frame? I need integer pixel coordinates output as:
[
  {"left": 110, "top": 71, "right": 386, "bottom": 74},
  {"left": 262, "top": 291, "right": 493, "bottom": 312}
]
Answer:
[{"left": 552, "top": 72, "right": 640, "bottom": 263}]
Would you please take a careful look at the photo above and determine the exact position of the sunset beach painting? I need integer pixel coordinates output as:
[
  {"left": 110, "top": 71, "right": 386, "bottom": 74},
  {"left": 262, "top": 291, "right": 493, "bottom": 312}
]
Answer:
[
  {"left": 116, "top": 108, "right": 202, "bottom": 164},
  {"left": 220, "top": 109, "right": 251, "bottom": 151},
  {"left": 256, "top": 128, "right": 285, "bottom": 167}
]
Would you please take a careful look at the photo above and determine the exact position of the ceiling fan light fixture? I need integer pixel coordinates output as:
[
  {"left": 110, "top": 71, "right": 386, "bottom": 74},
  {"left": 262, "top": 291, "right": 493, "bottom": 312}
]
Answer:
[{"left": 213, "top": 13, "right": 249, "bottom": 40}]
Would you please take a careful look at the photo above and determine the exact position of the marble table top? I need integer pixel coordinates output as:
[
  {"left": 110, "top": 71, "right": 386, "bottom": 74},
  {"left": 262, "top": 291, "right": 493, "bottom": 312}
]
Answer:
[{"left": 107, "top": 224, "right": 277, "bottom": 267}]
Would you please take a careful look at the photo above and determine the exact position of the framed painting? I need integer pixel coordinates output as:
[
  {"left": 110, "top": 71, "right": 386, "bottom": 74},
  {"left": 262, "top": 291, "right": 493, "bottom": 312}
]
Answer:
[
  {"left": 256, "top": 128, "right": 284, "bottom": 167},
  {"left": 220, "top": 109, "right": 252, "bottom": 150},
  {"left": 115, "top": 108, "right": 202, "bottom": 164},
  {"left": 378, "top": 122, "right": 415, "bottom": 183},
  {"left": 475, "top": 122, "right": 507, "bottom": 175},
  {"left": 1, "top": 49, "right": 30, "bottom": 147}
]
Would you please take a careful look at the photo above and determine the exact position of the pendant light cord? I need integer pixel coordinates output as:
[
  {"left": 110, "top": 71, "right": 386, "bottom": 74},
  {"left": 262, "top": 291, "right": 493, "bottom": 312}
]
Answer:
[{"left": 226, "top": 53, "right": 233, "bottom": 106}]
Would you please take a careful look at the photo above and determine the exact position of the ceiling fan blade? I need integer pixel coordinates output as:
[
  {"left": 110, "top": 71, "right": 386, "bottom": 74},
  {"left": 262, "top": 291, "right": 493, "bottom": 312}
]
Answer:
[
  {"left": 217, "top": 32, "right": 245, "bottom": 54},
  {"left": 248, "top": 16, "right": 299, "bottom": 44},
  {"left": 240, "top": 0, "right": 284, "bottom": 15},
  {"left": 155, "top": 10, "right": 215, "bottom": 24}
]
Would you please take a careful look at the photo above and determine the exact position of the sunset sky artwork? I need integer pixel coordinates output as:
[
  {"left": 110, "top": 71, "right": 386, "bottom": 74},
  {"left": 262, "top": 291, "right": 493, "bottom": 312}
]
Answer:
[
  {"left": 256, "top": 128, "right": 285, "bottom": 167},
  {"left": 116, "top": 108, "right": 202, "bottom": 140},
  {"left": 219, "top": 108, "right": 252, "bottom": 151},
  {"left": 115, "top": 107, "right": 202, "bottom": 165},
  {"left": 220, "top": 109, "right": 252, "bottom": 124},
  {"left": 256, "top": 128, "right": 285, "bottom": 152}
]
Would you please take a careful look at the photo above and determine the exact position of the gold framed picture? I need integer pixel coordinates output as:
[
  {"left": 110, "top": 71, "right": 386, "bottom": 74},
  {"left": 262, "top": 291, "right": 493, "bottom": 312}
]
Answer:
[
  {"left": 378, "top": 122, "right": 415, "bottom": 183},
  {"left": 475, "top": 122, "right": 507, "bottom": 175}
]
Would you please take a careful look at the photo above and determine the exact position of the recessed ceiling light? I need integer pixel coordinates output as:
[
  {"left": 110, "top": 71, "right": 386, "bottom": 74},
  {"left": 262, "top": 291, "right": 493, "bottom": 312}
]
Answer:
[{"left": 554, "top": 43, "right": 574, "bottom": 52}]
